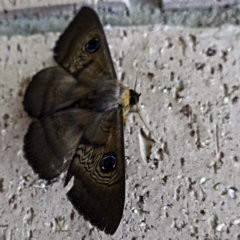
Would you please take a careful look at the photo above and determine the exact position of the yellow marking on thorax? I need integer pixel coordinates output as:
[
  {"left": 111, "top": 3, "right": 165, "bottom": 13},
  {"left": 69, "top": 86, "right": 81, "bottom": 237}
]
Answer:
[{"left": 122, "top": 88, "right": 131, "bottom": 124}]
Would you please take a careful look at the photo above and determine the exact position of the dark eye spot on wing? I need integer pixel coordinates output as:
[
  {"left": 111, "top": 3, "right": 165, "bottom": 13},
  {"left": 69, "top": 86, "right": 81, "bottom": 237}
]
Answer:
[
  {"left": 85, "top": 37, "right": 100, "bottom": 53},
  {"left": 101, "top": 153, "right": 117, "bottom": 173}
]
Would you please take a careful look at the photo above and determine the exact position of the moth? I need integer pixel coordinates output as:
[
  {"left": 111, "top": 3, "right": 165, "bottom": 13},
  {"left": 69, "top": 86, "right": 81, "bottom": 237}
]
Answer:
[{"left": 23, "top": 6, "right": 140, "bottom": 235}]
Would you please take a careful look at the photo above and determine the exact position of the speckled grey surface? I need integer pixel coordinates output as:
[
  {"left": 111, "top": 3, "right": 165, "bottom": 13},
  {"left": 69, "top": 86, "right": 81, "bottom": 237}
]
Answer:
[{"left": 1, "top": 23, "right": 240, "bottom": 239}]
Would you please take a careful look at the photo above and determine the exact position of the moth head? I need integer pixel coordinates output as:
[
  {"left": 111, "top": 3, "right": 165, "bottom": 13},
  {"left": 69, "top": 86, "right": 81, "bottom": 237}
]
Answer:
[{"left": 129, "top": 89, "right": 141, "bottom": 106}]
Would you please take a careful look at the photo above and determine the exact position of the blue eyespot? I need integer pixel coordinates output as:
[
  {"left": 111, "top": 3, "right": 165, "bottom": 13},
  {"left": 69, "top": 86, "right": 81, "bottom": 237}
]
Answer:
[
  {"left": 85, "top": 38, "right": 100, "bottom": 53},
  {"left": 101, "top": 154, "right": 116, "bottom": 173}
]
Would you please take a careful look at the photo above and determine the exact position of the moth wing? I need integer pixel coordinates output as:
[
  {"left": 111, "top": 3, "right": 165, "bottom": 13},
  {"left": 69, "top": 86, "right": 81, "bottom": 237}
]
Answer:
[
  {"left": 24, "top": 108, "right": 97, "bottom": 180},
  {"left": 54, "top": 6, "right": 117, "bottom": 80},
  {"left": 23, "top": 66, "right": 92, "bottom": 118},
  {"left": 24, "top": 6, "right": 124, "bottom": 234},
  {"left": 65, "top": 107, "right": 125, "bottom": 235}
]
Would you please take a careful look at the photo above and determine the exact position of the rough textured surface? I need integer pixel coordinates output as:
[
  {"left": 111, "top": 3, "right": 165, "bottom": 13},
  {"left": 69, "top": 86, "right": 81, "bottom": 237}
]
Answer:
[
  {"left": 1, "top": 1, "right": 240, "bottom": 37},
  {"left": 1, "top": 23, "right": 240, "bottom": 239},
  {"left": 1, "top": 0, "right": 240, "bottom": 11},
  {"left": 0, "top": 0, "right": 87, "bottom": 11},
  {"left": 163, "top": 0, "right": 240, "bottom": 9}
]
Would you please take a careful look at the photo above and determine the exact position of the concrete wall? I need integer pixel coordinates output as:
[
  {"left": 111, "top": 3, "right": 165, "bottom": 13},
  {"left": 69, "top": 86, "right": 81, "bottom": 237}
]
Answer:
[{"left": 1, "top": 1, "right": 240, "bottom": 239}]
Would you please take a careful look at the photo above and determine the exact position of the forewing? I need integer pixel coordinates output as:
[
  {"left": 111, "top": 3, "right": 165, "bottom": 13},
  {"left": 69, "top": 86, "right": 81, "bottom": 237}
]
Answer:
[
  {"left": 54, "top": 6, "right": 117, "bottom": 80},
  {"left": 24, "top": 109, "right": 97, "bottom": 180},
  {"left": 65, "top": 107, "right": 125, "bottom": 234}
]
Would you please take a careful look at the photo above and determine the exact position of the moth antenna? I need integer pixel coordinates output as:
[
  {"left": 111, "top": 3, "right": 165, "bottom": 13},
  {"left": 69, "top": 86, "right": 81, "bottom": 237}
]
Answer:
[
  {"left": 134, "top": 71, "right": 139, "bottom": 92},
  {"left": 133, "top": 73, "right": 159, "bottom": 142},
  {"left": 135, "top": 101, "right": 159, "bottom": 142}
]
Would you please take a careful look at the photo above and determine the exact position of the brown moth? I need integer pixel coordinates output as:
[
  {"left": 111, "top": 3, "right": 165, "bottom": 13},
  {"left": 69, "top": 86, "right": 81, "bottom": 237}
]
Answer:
[{"left": 23, "top": 6, "right": 140, "bottom": 235}]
